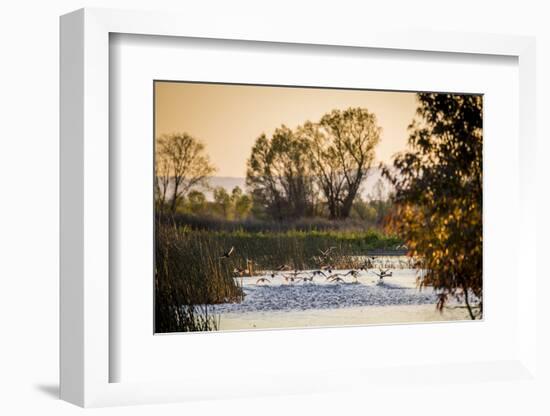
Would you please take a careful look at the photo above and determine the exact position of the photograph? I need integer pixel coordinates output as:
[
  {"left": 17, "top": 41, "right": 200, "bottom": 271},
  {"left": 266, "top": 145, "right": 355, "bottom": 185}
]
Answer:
[{"left": 153, "top": 81, "right": 483, "bottom": 333}]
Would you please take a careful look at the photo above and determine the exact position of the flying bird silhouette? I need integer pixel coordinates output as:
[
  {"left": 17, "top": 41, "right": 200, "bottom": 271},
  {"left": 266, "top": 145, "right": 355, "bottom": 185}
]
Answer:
[
  {"left": 318, "top": 247, "right": 336, "bottom": 257},
  {"left": 220, "top": 246, "right": 235, "bottom": 259},
  {"left": 321, "top": 265, "right": 333, "bottom": 273},
  {"left": 372, "top": 268, "right": 393, "bottom": 281}
]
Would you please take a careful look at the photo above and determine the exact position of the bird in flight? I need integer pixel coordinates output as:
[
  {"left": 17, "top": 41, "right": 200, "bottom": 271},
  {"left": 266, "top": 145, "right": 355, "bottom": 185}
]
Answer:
[
  {"left": 297, "top": 275, "right": 315, "bottom": 283},
  {"left": 256, "top": 277, "right": 271, "bottom": 284},
  {"left": 326, "top": 273, "right": 345, "bottom": 281},
  {"left": 371, "top": 268, "right": 392, "bottom": 281},
  {"left": 282, "top": 275, "right": 297, "bottom": 283},
  {"left": 344, "top": 269, "right": 361, "bottom": 283},
  {"left": 220, "top": 246, "right": 235, "bottom": 259},
  {"left": 318, "top": 247, "right": 336, "bottom": 257},
  {"left": 320, "top": 265, "right": 333, "bottom": 273}
]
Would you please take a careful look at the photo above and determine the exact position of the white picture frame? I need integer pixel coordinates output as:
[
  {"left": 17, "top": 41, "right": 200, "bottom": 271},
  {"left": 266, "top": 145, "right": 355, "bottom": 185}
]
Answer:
[{"left": 60, "top": 7, "right": 538, "bottom": 408}]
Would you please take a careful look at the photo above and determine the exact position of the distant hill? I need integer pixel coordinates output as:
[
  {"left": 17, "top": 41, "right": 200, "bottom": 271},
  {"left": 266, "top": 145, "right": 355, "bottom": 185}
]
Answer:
[
  {"left": 200, "top": 168, "right": 392, "bottom": 201},
  {"left": 199, "top": 177, "right": 247, "bottom": 200}
]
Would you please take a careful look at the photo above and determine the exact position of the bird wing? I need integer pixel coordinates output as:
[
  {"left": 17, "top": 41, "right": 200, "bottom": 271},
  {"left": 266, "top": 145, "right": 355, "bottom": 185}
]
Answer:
[{"left": 228, "top": 246, "right": 235, "bottom": 256}]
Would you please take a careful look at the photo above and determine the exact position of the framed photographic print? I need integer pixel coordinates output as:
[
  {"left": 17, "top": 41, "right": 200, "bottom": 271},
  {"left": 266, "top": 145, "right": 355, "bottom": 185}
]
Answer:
[{"left": 60, "top": 7, "right": 538, "bottom": 408}]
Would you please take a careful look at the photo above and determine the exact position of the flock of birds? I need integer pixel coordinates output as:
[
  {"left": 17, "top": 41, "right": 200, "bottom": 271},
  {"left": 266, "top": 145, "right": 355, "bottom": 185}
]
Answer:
[
  {"left": 254, "top": 262, "right": 394, "bottom": 285},
  {"left": 219, "top": 245, "right": 415, "bottom": 286}
]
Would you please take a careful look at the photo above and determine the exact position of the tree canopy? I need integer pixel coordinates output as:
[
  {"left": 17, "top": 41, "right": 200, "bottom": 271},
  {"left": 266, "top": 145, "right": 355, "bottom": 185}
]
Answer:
[
  {"left": 246, "top": 108, "right": 381, "bottom": 221},
  {"left": 300, "top": 108, "right": 381, "bottom": 219},
  {"left": 383, "top": 93, "right": 483, "bottom": 319},
  {"left": 155, "top": 133, "right": 216, "bottom": 214},
  {"left": 246, "top": 126, "right": 317, "bottom": 220}
]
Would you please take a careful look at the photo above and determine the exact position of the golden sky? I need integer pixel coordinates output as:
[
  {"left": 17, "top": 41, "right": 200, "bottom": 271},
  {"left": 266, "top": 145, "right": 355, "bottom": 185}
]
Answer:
[{"left": 155, "top": 82, "right": 418, "bottom": 178}]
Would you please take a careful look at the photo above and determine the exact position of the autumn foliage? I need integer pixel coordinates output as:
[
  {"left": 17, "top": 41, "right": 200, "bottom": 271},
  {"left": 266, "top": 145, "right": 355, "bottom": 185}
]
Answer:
[{"left": 383, "top": 93, "right": 483, "bottom": 319}]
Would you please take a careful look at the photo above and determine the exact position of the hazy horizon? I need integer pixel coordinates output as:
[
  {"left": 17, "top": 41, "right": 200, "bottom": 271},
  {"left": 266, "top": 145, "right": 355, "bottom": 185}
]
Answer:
[
  {"left": 199, "top": 167, "right": 390, "bottom": 201},
  {"left": 155, "top": 81, "right": 418, "bottom": 178}
]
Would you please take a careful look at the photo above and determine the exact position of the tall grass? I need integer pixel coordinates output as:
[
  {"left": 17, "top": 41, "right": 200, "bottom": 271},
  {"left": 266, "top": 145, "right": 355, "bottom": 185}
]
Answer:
[
  {"left": 155, "top": 223, "right": 243, "bottom": 333},
  {"left": 176, "top": 228, "right": 401, "bottom": 270},
  {"left": 155, "top": 217, "right": 402, "bottom": 332},
  {"left": 169, "top": 212, "right": 380, "bottom": 233}
]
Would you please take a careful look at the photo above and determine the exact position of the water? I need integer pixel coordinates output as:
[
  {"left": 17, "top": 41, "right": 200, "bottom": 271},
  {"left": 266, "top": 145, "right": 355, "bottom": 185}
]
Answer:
[{"left": 210, "top": 270, "right": 437, "bottom": 314}]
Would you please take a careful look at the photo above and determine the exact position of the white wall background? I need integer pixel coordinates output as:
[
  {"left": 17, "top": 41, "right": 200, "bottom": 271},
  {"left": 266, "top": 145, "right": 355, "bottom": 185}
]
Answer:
[{"left": 0, "top": 1, "right": 548, "bottom": 414}]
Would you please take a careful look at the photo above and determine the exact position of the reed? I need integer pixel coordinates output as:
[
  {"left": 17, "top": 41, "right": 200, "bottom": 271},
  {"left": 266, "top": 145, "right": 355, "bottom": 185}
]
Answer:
[
  {"left": 186, "top": 229, "right": 401, "bottom": 270},
  {"left": 155, "top": 223, "right": 243, "bottom": 333},
  {"left": 155, "top": 220, "right": 401, "bottom": 332},
  {"left": 168, "top": 212, "right": 381, "bottom": 233}
]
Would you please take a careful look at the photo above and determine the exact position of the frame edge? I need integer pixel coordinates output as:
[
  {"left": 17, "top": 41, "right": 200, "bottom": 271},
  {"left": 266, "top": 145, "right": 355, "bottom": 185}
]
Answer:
[
  {"left": 59, "top": 6, "right": 539, "bottom": 407},
  {"left": 60, "top": 8, "right": 85, "bottom": 407}
]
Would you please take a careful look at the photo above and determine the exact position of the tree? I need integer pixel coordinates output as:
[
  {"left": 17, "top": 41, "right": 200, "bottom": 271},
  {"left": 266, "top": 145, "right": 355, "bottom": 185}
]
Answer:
[
  {"left": 246, "top": 126, "right": 317, "bottom": 220},
  {"left": 230, "top": 186, "right": 252, "bottom": 220},
  {"left": 299, "top": 108, "right": 381, "bottom": 219},
  {"left": 155, "top": 133, "right": 215, "bottom": 214},
  {"left": 350, "top": 180, "right": 393, "bottom": 227},
  {"left": 350, "top": 196, "right": 377, "bottom": 223},
  {"left": 383, "top": 93, "right": 483, "bottom": 319},
  {"left": 213, "top": 187, "right": 232, "bottom": 219},
  {"left": 185, "top": 190, "right": 207, "bottom": 215}
]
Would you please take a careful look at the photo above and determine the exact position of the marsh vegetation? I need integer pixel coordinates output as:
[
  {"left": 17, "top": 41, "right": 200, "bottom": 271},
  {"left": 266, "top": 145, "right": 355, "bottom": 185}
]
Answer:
[{"left": 154, "top": 89, "right": 483, "bottom": 332}]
